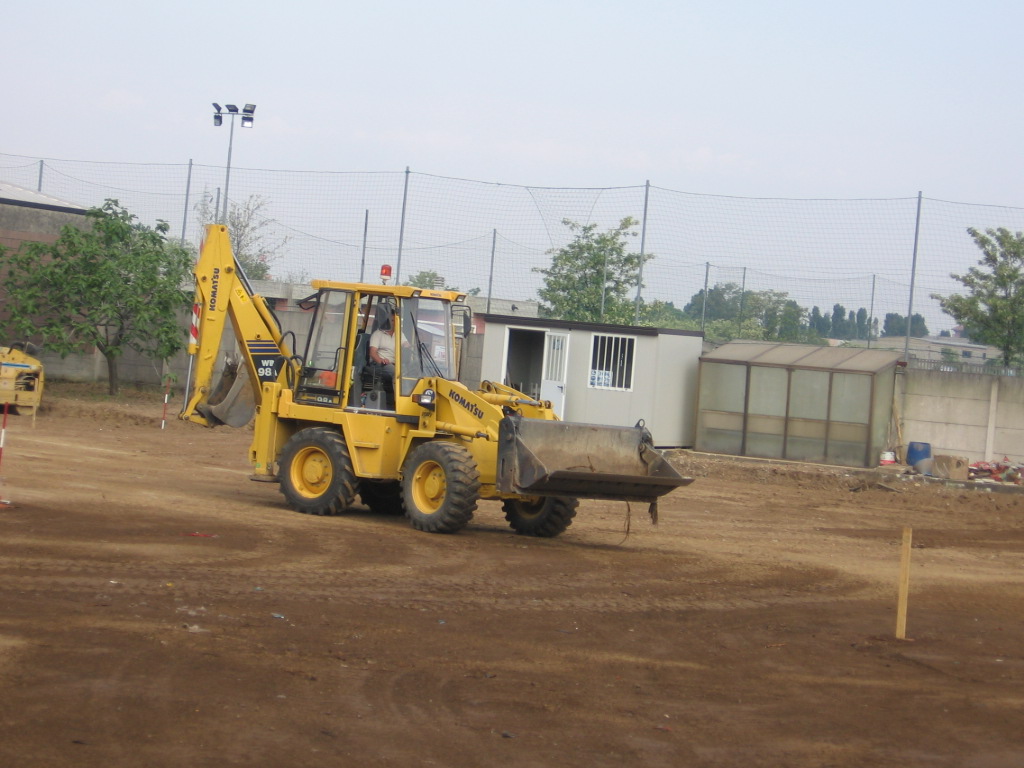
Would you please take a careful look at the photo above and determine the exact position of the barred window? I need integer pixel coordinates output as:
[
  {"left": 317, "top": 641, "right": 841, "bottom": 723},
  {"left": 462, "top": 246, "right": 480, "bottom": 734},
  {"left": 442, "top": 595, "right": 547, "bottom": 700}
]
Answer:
[{"left": 589, "top": 334, "right": 635, "bottom": 390}]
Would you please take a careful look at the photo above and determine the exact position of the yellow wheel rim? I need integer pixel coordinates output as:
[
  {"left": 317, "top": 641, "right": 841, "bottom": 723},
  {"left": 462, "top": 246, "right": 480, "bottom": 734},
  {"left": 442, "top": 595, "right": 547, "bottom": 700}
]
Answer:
[
  {"left": 290, "top": 445, "right": 332, "bottom": 498},
  {"left": 411, "top": 460, "right": 446, "bottom": 514}
]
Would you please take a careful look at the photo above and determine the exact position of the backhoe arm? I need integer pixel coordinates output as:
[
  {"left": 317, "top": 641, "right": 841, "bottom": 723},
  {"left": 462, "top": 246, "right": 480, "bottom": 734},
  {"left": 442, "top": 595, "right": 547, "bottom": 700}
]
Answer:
[{"left": 180, "top": 224, "right": 294, "bottom": 428}]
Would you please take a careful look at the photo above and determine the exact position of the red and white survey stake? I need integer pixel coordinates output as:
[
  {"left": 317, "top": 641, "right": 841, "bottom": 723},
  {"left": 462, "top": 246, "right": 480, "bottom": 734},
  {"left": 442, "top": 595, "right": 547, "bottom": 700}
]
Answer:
[{"left": 160, "top": 377, "right": 172, "bottom": 430}]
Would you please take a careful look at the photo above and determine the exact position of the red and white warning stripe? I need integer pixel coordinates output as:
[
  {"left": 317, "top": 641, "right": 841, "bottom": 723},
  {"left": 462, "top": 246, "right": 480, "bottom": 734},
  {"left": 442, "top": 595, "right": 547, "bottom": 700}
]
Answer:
[{"left": 187, "top": 302, "right": 201, "bottom": 354}]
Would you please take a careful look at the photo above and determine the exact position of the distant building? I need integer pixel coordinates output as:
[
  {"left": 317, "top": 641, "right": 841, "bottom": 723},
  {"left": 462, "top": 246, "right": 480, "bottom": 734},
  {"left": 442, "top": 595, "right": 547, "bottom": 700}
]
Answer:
[
  {"left": 0, "top": 181, "right": 87, "bottom": 252},
  {"left": 0, "top": 181, "right": 88, "bottom": 333},
  {"left": 844, "top": 335, "right": 1002, "bottom": 368}
]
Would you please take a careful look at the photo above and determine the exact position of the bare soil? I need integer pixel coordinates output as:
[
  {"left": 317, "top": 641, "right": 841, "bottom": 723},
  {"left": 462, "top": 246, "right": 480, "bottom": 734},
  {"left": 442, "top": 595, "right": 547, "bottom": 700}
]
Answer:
[{"left": 1, "top": 383, "right": 1022, "bottom": 768}]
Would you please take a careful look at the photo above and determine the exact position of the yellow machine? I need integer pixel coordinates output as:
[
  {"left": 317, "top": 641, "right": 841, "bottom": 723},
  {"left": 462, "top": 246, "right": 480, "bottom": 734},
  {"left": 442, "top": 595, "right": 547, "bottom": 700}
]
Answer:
[
  {"left": 180, "top": 224, "right": 691, "bottom": 536},
  {"left": 0, "top": 343, "right": 45, "bottom": 417}
]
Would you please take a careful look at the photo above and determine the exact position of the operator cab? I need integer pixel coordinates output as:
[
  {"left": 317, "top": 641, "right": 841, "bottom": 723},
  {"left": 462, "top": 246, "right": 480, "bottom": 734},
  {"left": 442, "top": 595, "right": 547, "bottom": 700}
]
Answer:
[{"left": 292, "top": 284, "right": 467, "bottom": 412}]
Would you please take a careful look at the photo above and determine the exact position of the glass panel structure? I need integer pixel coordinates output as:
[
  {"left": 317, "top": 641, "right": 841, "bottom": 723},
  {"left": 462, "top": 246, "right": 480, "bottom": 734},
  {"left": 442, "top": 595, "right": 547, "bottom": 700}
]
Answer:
[{"left": 696, "top": 343, "right": 900, "bottom": 468}]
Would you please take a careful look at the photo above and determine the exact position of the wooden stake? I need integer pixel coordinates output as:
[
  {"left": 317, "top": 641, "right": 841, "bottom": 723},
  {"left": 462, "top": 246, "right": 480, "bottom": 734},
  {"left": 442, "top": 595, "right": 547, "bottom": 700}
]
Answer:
[
  {"left": 896, "top": 526, "right": 913, "bottom": 640},
  {"left": 0, "top": 401, "right": 9, "bottom": 505}
]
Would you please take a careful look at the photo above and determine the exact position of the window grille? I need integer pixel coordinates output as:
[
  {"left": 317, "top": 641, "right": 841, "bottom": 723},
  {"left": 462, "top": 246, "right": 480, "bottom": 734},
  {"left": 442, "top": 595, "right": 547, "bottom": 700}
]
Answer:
[
  {"left": 589, "top": 334, "right": 635, "bottom": 390},
  {"left": 544, "top": 334, "right": 566, "bottom": 381}
]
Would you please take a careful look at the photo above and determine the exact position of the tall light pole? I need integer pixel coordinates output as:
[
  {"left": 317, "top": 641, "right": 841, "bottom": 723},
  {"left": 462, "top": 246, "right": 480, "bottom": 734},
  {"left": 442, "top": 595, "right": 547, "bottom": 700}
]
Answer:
[{"left": 212, "top": 102, "right": 256, "bottom": 223}]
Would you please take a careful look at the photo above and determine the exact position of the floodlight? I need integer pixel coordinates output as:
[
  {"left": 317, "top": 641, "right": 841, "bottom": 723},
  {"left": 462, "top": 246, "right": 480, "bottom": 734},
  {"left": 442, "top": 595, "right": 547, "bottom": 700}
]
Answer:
[{"left": 211, "top": 100, "right": 257, "bottom": 223}]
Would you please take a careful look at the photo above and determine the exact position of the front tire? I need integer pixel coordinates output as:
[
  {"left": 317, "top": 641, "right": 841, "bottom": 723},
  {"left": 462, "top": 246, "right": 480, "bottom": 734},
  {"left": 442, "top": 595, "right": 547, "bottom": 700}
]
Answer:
[
  {"left": 279, "top": 427, "right": 357, "bottom": 516},
  {"left": 401, "top": 442, "right": 479, "bottom": 533},
  {"left": 503, "top": 496, "right": 579, "bottom": 538}
]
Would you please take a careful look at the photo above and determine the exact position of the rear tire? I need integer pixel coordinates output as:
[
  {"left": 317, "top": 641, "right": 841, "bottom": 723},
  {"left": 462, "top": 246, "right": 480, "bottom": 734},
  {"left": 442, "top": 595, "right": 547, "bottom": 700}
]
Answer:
[
  {"left": 279, "top": 427, "right": 356, "bottom": 516},
  {"left": 402, "top": 442, "right": 479, "bottom": 533},
  {"left": 359, "top": 480, "right": 405, "bottom": 515},
  {"left": 503, "top": 496, "right": 578, "bottom": 538}
]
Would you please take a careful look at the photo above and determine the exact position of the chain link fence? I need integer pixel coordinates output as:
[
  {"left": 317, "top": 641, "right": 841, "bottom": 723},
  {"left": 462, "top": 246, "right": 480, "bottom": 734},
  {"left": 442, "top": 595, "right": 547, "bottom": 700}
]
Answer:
[{"left": 4, "top": 153, "right": 1024, "bottom": 335}]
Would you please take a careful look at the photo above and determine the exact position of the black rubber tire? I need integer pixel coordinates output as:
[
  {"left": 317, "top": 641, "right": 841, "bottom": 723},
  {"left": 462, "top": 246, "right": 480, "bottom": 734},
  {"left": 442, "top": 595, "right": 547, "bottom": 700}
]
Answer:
[
  {"left": 278, "top": 427, "right": 357, "bottom": 516},
  {"left": 401, "top": 441, "right": 479, "bottom": 534},
  {"left": 503, "top": 496, "right": 579, "bottom": 538},
  {"left": 359, "top": 480, "right": 405, "bottom": 515}
]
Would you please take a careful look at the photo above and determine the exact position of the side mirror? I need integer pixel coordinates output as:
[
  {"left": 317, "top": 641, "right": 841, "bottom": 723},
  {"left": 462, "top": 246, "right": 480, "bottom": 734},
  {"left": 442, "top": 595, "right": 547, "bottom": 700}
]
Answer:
[{"left": 453, "top": 305, "right": 472, "bottom": 339}]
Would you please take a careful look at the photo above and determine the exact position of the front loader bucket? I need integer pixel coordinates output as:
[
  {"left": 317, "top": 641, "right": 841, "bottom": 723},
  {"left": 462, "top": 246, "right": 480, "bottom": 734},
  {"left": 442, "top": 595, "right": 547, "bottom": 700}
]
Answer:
[{"left": 496, "top": 415, "right": 693, "bottom": 503}]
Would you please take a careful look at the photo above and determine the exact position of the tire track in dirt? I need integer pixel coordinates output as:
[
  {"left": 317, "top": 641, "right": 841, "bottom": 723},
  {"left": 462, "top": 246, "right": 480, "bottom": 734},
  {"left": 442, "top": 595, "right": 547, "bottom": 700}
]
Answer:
[{"left": 0, "top": 547, "right": 868, "bottom": 617}]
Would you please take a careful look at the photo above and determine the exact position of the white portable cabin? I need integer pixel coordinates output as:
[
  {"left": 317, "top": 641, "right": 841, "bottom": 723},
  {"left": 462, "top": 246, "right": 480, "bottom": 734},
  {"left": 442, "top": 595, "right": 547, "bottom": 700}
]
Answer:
[{"left": 474, "top": 314, "right": 704, "bottom": 447}]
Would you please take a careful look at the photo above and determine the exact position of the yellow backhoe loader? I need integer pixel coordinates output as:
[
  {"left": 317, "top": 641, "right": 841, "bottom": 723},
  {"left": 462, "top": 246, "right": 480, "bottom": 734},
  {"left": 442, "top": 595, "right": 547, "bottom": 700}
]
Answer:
[
  {"left": 0, "top": 343, "right": 45, "bottom": 417},
  {"left": 180, "top": 224, "right": 692, "bottom": 536}
]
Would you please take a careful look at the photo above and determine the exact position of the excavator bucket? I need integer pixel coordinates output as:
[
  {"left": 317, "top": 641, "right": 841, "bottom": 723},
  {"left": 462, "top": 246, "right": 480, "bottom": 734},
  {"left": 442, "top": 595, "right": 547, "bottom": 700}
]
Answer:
[
  {"left": 496, "top": 415, "right": 693, "bottom": 503},
  {"left": 201, "top": 357, "right": 256, "bottom": 428}
]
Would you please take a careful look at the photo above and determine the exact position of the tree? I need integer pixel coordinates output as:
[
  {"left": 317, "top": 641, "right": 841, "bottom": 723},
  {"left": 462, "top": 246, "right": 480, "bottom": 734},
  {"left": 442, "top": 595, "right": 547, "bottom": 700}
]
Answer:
[
  {"left": 195, "top": 192, "right": 287, "bottom": 280},
  {"left": 743, "top": 290, "right": 790, "bottom": 340},
  {"left": 932, "top": 227, "right": 1024, "bottom": 365},
  {"left": 680, "top": 283, "right": 822, "bottom": 342},
  {"left": 856, "top": 307, "right": 869, "bottom": 340},
  {"left": 912, "top": 313, "right": 931, "bottom": 338},
  {"left": 635, "top": 300, "right": 694, "bottom": 329},
  {"left": 407, "top": 270, "right": 450, "bottom": 290},
  {"left": 679, "top": 283, "right": 823, "bottom": 343},
  {"left": 881, "top": 313, "right": 902, "bottom": 337},
  {"left": 777, "top": 300, "right": 807, "bottom": 341},
  {"left": 940, "top": 347, "right": 961, "bottom": 369},
  {"left": 809, "top": 306, "right": 831, "bottom": 338},
  {"left": 1, "top": 200, "right": 192, "bottom": 395},
  {"left": 881, "top": 312, "right": 929, "bottom": 338},
  {"left": 405, "top": 270, "right": 480, "bottom": 296},
  {"left": 683, "top": 282, "right": 744, "bottom": 323},
  {"left": 703, "top": 317, "right": 767, "bottom": 343},
  {"left": 534, "top": 218, "right": 649, "bottom": 324},
  {"left": 830, "top": 304, "right": 848, "bottom": 339}
]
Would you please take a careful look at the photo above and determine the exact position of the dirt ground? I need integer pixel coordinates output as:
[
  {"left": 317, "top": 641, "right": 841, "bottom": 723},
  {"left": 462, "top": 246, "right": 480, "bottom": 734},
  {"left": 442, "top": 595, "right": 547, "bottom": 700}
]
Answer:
[{"left": 0, "top": 384, "right": 1022, "bottom": 768}]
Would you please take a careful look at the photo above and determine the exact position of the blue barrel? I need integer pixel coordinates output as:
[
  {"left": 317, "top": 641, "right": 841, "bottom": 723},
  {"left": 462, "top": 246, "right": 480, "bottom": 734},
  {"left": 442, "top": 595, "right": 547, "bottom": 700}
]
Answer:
[{"left": 906, "top": 442, "right": 931, "bottom": 466}]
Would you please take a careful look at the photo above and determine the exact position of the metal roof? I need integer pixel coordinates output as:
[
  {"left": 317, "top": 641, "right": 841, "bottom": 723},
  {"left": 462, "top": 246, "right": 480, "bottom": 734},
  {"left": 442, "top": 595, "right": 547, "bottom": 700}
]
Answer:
[
  {"left": 0, "top": 181, "right": 86, "bottom": 212},
  {"left": 701, "top": 342, "right": 901, "bottom": 374},
  {"left": 479, "top": 312, "right": 703, "bottom": 337}
]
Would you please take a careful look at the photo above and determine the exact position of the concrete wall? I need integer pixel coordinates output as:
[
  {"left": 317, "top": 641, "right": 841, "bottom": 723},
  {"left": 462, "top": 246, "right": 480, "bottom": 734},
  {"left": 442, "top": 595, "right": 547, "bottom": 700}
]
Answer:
[
  {"left": 37, "top": 282, "right": 489, "bottom": 393},
  {"left": 35, "top": 280, "right": 317, "bottom": 390},
  {"left": 899, "top": 369, "right": 1024, "bottom": 462},
  {"left": 35, "top": 319, "right": 198, "bottom": 390},
  {"left": 1, "top": 201, "right": 90, "bottom": 334},
  {"left": 0, "top": 203, "right": 87, "bottom": 251}
]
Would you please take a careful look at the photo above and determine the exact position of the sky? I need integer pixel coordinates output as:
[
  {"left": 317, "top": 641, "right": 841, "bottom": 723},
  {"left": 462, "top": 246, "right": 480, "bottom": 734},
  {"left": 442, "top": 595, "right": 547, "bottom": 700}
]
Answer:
[{"left": 6, "top": 0, "right": 1024, "bottom": 204}]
